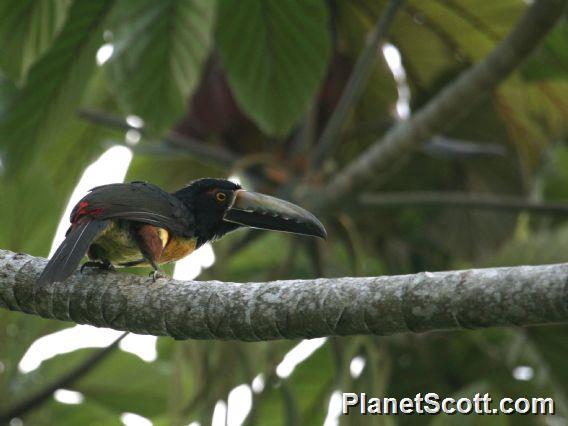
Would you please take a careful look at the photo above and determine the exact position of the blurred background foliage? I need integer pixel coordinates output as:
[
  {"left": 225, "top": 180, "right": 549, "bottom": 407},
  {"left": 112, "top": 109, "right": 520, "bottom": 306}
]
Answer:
[{"left": 0, "top": 0, "right": 568, "bottom": 425}]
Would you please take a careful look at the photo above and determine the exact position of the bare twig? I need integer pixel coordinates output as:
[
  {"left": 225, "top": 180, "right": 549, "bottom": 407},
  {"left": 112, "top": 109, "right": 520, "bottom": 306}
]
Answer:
[
  {"left": 421, "top": 136, "right": 506, "bottom": 158},
  {"left": 311, "top": 0, "right": 405, "bottom": 168},
  {"left": 322, "top": 0, "right": 567, "bottom": 206},
  {"left": 78, "top": 109, "right": 236, "bottom": 168},
  {"left": 0, "top": 332, "right": 127, "bottom": 423},
  {"left": 359, "top": 191, "right": 568, "bottom": 215}
]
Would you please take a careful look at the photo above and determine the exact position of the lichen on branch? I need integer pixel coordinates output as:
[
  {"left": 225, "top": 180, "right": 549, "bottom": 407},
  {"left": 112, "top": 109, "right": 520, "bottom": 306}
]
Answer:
[{"left": 1, "top": 249, "right": 566, "bottom": 341}]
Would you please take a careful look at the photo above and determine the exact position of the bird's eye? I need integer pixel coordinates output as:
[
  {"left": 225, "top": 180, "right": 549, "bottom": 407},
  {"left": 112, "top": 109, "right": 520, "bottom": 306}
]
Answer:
[{"left": 216, "top": 192, "right": 227, "bottom": 202}]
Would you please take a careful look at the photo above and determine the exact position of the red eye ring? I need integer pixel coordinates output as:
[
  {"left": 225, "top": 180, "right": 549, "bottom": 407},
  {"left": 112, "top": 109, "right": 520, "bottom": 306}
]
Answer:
[{"left": 216, "top": 192, "right": 227, "bottom": 202}]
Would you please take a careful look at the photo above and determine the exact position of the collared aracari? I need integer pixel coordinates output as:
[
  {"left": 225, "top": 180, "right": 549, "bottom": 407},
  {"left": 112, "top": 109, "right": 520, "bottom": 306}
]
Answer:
[{"left": 38, "top": 178, "right": 326, "bottom": 285}]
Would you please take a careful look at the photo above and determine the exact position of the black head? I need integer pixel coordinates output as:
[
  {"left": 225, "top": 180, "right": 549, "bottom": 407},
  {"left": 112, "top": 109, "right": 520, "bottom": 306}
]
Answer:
[
  {"left": 173, "top": 178, "right": 242, "bottom": 246},
  {"left": 173, "top": 178, "right": 327, "bottom": 246}
]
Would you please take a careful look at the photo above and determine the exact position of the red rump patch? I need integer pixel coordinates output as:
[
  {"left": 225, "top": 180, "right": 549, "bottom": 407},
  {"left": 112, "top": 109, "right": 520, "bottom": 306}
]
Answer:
[
  {"left": 73, "top": 201, "right": 103, "bottom": 221},
  {"left": 77, "top": 201, "right": 89, "bottom": 215}
]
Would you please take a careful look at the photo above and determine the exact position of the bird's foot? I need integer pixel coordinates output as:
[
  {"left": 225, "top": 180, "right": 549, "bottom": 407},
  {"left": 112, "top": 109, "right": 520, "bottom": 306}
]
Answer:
[
  {"left": 81, "top": 261, "right": 115, "bottom": 274},
  {"left": 149, "top": 269, "right": 167, "bottom": 282}
]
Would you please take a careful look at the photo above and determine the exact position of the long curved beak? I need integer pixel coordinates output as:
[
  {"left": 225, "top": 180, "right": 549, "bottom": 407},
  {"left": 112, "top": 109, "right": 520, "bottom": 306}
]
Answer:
[{"left": 223, "top": 190, "right": 327, "bottom": 239}]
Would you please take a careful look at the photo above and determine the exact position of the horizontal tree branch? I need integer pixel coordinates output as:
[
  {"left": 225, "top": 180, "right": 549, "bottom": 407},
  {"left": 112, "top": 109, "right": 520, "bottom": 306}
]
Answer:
[
  {"left": 78, "top": 109, "right": 237, "bottom": 168},
  {"left": 322, "top": 0, "right": 567, "bottom": 206},
  {"left": 359, "top": 191, "right": 568, "bottom": 214},
  {"left": 1, "top": 249, "right": 567, "bottom": 340}
]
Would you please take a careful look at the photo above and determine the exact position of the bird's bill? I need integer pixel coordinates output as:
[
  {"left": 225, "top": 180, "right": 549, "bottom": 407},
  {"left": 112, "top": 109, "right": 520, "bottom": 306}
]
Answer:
[{"left": 223, "top": 190, "right": 327, "bottom": 239}]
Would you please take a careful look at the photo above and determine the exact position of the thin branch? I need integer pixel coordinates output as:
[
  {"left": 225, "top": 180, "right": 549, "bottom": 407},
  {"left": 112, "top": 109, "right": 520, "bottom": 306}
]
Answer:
[
  {"left": 322, "top": 0, "right": 567, "bottom": 206},
  {"left": 344, "top": 121, "right": 507, "bottom": 159},
  {"left": 311, "top": 0, "right": 405, "bottom": 168},
  {"left": 78, "top": 109, "right": 237, "bottom": 168},
  {"left": 1, "top": 249, "right": 567, "bottom": 341},
  {"left": 0, "top": 332, "right": 127, "bottom": 423},
  {"left": 359, "top": 191, "right": 568, "bottom": 215},
  {"left": 421, "top": 136, "right": 506, "bottom": 159}
]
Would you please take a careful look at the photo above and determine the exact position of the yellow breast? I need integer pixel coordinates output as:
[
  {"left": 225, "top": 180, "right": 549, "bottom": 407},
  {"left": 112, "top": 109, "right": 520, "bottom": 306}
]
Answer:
[
  {"left": 91, "top": 221, "right": 142, "bottom": 264},
  {"left": 90, "top": 221, "right": 195, "bottom": 267},
  {"left": 159, "top": 236, "right": 197, "bottom": 264}
]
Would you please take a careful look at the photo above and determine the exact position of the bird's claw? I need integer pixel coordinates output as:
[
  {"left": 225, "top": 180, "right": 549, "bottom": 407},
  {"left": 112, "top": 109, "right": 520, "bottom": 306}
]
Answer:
[
  {"left": 149, "top": 270, "right": 167, "bottom": 282},
  {"left": 81, "top": 261, "right": 115, "bottom": 274}
]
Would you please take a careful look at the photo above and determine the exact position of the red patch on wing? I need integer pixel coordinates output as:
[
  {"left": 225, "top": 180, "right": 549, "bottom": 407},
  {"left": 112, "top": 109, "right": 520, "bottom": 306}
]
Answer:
[
  {"left": 76, "top": 201, "right": 89, "bottom": 215},
  {"left": 72, "top": 201, "right": 104, "bottom": 222}
]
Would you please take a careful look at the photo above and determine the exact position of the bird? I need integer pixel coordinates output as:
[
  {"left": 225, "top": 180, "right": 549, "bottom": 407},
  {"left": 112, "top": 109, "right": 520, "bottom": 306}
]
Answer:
[{"left": 37, "top": 178, "right": 326, "bottom": 285}]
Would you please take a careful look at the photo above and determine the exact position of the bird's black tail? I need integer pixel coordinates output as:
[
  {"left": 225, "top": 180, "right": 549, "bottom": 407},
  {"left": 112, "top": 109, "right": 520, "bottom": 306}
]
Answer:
[{"left": 37, "top": 220, "right": 110, "bottom": 285}]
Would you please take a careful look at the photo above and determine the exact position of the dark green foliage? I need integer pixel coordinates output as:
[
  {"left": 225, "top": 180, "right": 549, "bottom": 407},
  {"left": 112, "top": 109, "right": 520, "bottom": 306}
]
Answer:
[
  {"left": 0, "top": 0, "right": 69, "bottom": 81},
  {"left": 0, "top": 0, "right": 567, "bottom": 424},
  {"left": 107, "top": 0, "right": 215, "bottom": 133},
  {"left": 216, "top": 0, "right": 331, "bottom": 137},
  {"left": 0, "top": 0, "right": 114, "bottom": 174},
  {"left": 522, "top": 20, "right": 568, "bottom": 81}
]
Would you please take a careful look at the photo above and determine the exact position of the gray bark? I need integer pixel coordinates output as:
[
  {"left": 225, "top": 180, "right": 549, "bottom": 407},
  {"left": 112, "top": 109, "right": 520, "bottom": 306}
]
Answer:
[
  {"left": 1, "top": 249, "right": 567, "bottom": 341},
  {"left": 323, "top": 0, "right": 568, "bottom": 205},
  {"left": 311, "top": 0, "right": 404, "bottom": 167}
]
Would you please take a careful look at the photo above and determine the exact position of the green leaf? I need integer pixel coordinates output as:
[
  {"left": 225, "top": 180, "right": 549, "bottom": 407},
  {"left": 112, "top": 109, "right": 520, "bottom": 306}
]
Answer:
[
  {"left": 527, "top": 325, "right": 568, "bottom": 415},
  {"left": 216, "top": 0, "right": 331, "bottom": 137},
  {"left": 0, "top": 73, "right": 17, "bottom": 116},
  {"left": 388, "top": 0, "right": 525, "bottom": 89},
  {"left": 288, "top": 342, "right": 333, "bottom": 424},
  {"left": 30, "top": 398, "right": 122, "bottom": 426},
  {"left": 0, "top": 0, "right": 69, "bottom": 81},
  {"left": 0, "top": 313, "right": 72, "bottom": 409},
  {"left": 107, "top": 0, "right": 215, "bottom": 133},
  {"left": 0, "top": 69, "right": 116, "bottom": 257},
  {"left": 488, "top": 224, "right": 568, "bottom": 267},
  {"left": 521, "top": 21, "right": 568, "bottom": 81},
  {"left": 540, "top": 146, "right": 568, "bottom": 201},
  {"left": 36, "top": 349, "right": 171, "bottom": 418},
  {"left": 0, "top": 0, "right": 114, "bottom": 175}
]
